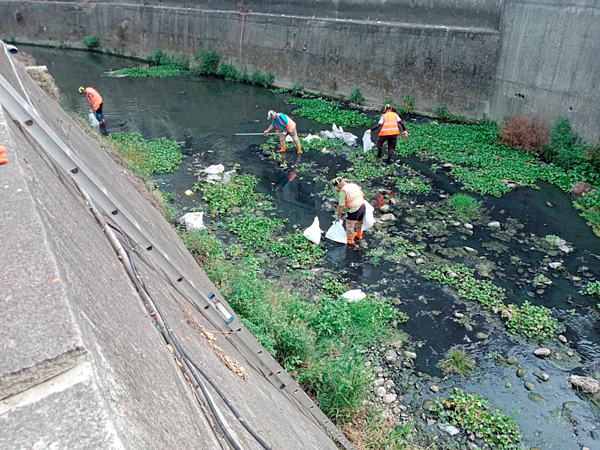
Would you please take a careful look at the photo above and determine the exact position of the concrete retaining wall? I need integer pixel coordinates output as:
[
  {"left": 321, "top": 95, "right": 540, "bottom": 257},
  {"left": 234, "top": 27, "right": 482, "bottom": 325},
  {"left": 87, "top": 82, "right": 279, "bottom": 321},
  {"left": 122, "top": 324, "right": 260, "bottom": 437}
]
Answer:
[{"left": 0, "top": 0, "right": 597, "bottom": 138}]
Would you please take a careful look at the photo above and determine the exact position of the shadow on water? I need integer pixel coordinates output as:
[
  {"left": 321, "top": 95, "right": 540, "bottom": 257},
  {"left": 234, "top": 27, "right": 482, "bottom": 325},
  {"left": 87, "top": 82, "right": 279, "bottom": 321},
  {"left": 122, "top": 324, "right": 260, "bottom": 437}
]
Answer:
[{"left": 25, "top": 45, "right": 600, "bottom": 450}]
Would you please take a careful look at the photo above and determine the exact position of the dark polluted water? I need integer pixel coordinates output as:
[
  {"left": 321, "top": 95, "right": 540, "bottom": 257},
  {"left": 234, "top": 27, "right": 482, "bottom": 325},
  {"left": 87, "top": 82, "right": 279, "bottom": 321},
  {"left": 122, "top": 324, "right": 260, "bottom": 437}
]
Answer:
[{"left": 24, "top": 45, "right": 600, "bottom": 449}]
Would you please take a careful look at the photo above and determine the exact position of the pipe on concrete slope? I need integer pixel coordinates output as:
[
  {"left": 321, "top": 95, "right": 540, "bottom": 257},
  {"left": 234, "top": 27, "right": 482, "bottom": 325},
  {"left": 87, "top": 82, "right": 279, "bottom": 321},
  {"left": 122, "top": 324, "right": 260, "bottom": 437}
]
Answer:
[{"left": 77, "top": 186, "right": 245, "bottom": 450}]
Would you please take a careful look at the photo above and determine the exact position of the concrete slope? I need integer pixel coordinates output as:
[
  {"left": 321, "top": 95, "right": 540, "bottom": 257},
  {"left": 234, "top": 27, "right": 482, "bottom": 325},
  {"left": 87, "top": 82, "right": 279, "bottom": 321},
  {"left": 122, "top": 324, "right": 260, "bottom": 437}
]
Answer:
[{"left": 0, "top": 48, "right": 338, "bottom": 449}]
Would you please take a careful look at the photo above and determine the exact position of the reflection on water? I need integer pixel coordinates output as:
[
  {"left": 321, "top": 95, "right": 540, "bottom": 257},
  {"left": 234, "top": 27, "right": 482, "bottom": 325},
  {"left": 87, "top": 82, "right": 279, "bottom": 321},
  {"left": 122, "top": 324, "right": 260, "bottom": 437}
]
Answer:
[{"left": 24, "top": 45, "right": 600, "bottom": 450}]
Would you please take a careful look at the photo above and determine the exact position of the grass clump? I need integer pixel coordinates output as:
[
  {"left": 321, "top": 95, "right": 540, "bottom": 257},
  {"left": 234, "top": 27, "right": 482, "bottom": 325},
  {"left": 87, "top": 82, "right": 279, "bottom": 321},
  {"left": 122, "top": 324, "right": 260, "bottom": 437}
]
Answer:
[
  {"left": 108, "top": 132, "right": 183, "bottom": 181},
  {"left": 286, "top": 97, "right": 372, "bottom": 128},
  {"left": 447, "top": 194, "right": 483, "bottom": 221},
  {"left": 82, "top": 35, "right": 99, "bottom": 49},
  {"left": 350, "top": 88, "right": 365, "bottom": 104},
  {"left": 439, "top": 347, "right": 476, "bottom": 377},
  {"left": 432, "top": 389, "right": 522, "bottom": 450}
]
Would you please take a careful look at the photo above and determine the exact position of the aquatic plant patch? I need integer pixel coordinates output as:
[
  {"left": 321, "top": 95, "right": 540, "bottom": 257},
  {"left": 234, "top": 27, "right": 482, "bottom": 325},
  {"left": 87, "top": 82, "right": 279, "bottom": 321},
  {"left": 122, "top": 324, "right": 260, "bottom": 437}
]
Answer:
[
  {"left": 581, "top": 281, "right": 600, "bottom": 298},
  {"left": 422, "top": 264, "right": 563, "bottom": 339},
  {"left": 446, "top": 194, "right": 483, "bottom": 222},
  {"left": 438, "top": 347, "right": 476, "bottom": 377},
  {"left": 432, "top": 389, "right": 522, "bottom": 450},
  {"left": 108, "top": 132, "right": 183, "bottom": 180},
  {"left": 286, "top": 97, "right": 372, "bottom": 128},
  {"left": 195, "top": 173, "right": 271, "bottom": 215}
]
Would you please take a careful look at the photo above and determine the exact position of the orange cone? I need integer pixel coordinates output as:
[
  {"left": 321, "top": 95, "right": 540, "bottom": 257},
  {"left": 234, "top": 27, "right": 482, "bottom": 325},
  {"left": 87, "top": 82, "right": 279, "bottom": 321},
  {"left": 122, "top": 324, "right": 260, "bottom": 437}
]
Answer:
[{"left": 0, "top": 145, "right": 8, "bottom": 165}]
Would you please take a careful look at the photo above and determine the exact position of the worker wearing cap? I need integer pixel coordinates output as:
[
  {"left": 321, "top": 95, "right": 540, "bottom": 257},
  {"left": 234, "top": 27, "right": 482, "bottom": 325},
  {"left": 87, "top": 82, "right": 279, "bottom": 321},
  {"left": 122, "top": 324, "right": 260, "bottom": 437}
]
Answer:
[
  {"left": 333, "top": 177, "right": 366, "bottom": 245},
  {"left": 79, "top": 86, "right": 105, "bottom": 126},
  {"left": 263, "top": 110, "right": 302, "bottom": 154},
  {"left": 366, "top": 104, "right": 408, "bottom": 164}
]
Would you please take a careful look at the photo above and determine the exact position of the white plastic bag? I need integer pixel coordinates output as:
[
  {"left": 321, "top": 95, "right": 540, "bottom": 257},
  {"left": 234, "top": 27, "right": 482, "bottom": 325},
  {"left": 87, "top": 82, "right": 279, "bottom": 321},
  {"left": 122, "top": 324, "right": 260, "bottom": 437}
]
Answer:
[
  {"left": 320, "top": 130, "right": 335, "bottom": 139},
  {"left": 332, "top": 124, "right": 345, "bottom": 139},
  {"left": 342, "top": 289, "right": 366, "bottom": 302},
  {"left": 202, "top": 164, "right": 225, "bottom": 175},
  {"left": 285, "top": 135, "right": 294, "bottom": 142},
  {"left": 205, "top": 174, "right": 222, "bottom": 183},
  {"left": 303, "top": 134, "right": 322, "bottom": 142},
  {"left": 342, "top": 132, "right": 358, "bottom": 146},
  {"left": 362, "top": 202, "right": 375, "bottom": 231},
  {"left": 88, "top": 112, "right": 99, "bottom": 130},
  {"left": 362, "top": 131, "right": 374, "bottom": 153},
  {"left": 325, "top": 220, "right": 347, "bottom": 244},
  {"left": 179, "top": 212, "right": 205, "bottom": 231},
  {"left": 303, "top": 217, "right": 323, "bottom": 245},
  {"left": 222, "top": 171, "right": 233, "bottom": 183}
]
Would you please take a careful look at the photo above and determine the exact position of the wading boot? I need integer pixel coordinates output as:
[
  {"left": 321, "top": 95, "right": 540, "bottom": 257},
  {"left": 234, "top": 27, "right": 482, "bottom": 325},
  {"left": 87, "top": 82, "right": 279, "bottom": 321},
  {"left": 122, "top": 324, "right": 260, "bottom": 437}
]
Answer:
[
  {"left": 386, "top": 156, "right": 392, "bottom": 165},
  {"left": 297, "top": 145, "right": 302, "bottom": 154},
  {"left": 377, "top": 148, "right": 383, "bottom": 159},
  {"left": 276, "top": 145, "right": 287, "bottom": 153},
  {"left": 347, "top": 236, "right": 355, "bottom": 245},
  {"left": 355, "top": 230, "right": 364, "bottom": 241}
]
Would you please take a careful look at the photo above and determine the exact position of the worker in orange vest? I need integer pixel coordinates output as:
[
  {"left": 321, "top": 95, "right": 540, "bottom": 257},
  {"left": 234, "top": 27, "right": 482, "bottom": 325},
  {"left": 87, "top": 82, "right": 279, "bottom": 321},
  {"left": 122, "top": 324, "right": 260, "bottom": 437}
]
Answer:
[
  {"left": 367, "top": 104, "right": 408, "bottom": 164},
  {"left": 263, "top": 110, "right": 302, "bottom": 154},
  {"left": 333, "top": 177, "right": 366, "bottom": 245},
  {"left": 0, "top": 145, "right": 8, "bottom": 165},
  {"left": 79, "top": 86, "right": 105, "bottom": 126}
]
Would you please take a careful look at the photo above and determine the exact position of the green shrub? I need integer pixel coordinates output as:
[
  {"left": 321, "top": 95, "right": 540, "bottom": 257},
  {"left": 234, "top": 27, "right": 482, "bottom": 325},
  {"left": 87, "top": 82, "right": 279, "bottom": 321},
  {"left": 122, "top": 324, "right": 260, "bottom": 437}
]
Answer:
[
  {"left": 218, "top": 63, "right": 240, "bottom": 81},
  {"left": 439, "top": 347, "right": 476, "bottom": 377},
  {"left": 545, "top": 116, "right": 584, "bottom": 170},
  {"left": 447, "top": 193, "right": 483, "bottom": 221},
  {"left": 398, "top": 94, "right": 415, "bottom": 116},
  {"left": 196, "top": 49, "right": 220, "bottom": 75},
  {"left": 587, "top": 140, "right": 600, "bottom": 173},
  {"left": 291, "top": 83, "right": 304, "bottom": 94},
  {"left": 180, "top": 230, "right": 224, "bottom": 266},
  {"left": 433, "top": 389, "right": 522, "bottom": 450},
  {"left": 350, "top": 88, "right": 364, "bottom": 104},
  {"left": 82, "top": 35, "right": 99, "bottom": 48}
]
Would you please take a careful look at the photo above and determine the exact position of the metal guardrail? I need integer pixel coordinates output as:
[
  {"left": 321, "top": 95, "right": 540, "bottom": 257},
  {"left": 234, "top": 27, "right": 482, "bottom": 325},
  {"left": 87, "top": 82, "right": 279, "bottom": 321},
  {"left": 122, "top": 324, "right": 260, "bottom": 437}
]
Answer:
[{"left": 0, "top": 47, "right": 353, "bottom": 450}]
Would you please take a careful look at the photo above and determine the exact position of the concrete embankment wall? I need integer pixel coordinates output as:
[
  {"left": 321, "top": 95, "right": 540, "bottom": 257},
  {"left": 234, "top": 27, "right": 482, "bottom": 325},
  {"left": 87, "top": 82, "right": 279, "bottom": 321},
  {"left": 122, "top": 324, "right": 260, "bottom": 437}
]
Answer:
[
  {"left": 0, "top": 0, "right": 598, "bottom": 135},
  {"left": 0, "top": 49, "right": 338, "bottom": 449}
]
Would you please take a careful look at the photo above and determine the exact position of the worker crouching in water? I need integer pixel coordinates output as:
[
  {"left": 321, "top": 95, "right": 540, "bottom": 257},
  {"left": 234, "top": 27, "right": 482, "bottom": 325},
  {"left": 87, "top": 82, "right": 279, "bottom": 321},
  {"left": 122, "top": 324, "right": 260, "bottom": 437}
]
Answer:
[
  {"left": 367, "top": 104, "right": 408, "bottom": 164},
  {"left": 333, "top": 177, "right": 366, "bottom": 245},
  {"left": 79, "top": 86, "right": 105, "bottom": 126},
  {"left": 263, "top": 110, "right": 302, "bottom": 154}
]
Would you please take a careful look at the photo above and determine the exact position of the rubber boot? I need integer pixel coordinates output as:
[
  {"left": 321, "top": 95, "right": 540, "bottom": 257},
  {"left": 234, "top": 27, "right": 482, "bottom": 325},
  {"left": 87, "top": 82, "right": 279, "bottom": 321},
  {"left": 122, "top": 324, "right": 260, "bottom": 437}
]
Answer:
[
  {"left": 0, "top": 145, "right": 8, "bottom": 165},
  {"left": 297, "top": 145, "right": 302, "bottom": 154},
  {"left": 276, "top": 145, "right": 287, "bottom": 154},
  {"left": 377, "top": 148, "right": 382, "bottom": 159},
  {"left": 386, "top": 155, "right": 392, "bottom": 165},
  {"left": 355, "top": 222, "right": 364, "bottom": 241},
  {"left": 346, "top": 219, "right": 357, "bottom": 245}
]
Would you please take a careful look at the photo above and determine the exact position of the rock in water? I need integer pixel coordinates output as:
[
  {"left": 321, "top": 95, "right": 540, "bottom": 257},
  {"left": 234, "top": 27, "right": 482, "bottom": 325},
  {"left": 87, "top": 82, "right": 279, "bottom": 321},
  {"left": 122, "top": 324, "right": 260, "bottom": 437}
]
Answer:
[
  {"left": 568, "top": 375, "right": 600, "bottom": 396},
  {"left": 380, "top": 213, "right": 396, "bottom": 222},
  {"left": 488, "top": 221, "right": 501, "bottom": 229},
  {"left": 569, "top": 181, "right": 594, "bottom": 198},
  {"left": 533, "top": 348, "right": 552, "bottom": 357},
  {"left": 439, "top": 423, "right": 460, "bottom": 436},
  {"left": 380, "top": 204, "right": 391, "bottom": 213}
]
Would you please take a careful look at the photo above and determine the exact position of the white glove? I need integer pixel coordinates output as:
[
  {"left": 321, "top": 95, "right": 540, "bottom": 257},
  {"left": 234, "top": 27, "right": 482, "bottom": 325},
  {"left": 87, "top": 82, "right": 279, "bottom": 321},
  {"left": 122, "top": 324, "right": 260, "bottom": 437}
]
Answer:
[{"left": 365, "top": 129, "right": 371, "bottom": 134}]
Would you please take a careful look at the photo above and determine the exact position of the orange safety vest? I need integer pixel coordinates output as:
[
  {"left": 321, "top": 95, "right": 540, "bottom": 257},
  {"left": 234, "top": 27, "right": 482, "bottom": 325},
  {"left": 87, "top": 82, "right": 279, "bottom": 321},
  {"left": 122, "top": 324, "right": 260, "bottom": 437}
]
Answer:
[
  {"left": 379, "top": 111, "right": 400, "bottom": 136},
  {"left": 342, "top": 183, "right": 364, "bottom": 209},
  {"left": 85, "top": 87, "right": 103, "bottom": 111}
]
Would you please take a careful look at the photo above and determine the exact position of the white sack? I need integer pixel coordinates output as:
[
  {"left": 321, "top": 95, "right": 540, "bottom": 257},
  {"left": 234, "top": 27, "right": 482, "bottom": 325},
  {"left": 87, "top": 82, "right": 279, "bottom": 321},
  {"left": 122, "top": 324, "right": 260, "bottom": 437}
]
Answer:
[
  {"left": 88, "top": 112, "right": 100, "bottom": 130},
  {"left": 179, "top": 212, "right": 205, "bottom": 231},
  {"left": 320, "top": 130, "right": 335, "bottom": 139},
  {"left": 342, "top": 289, "right": 366, "bottom": 302},
  {"left": 205, "top": 174, "right": 222, "bottom": 183},
  {"left": 285, "top": 134, "right": 294, "bottom": 142},
  {"left": 303, "top": 217, "right": 323, "bottom": 245},
  {"left": 362, "top": 201, "right": 375, "bottom": 231},
  {"left": 202, "top": 164, "right": 225, "bottom": 175},
  {"left": 325, "top": 220, "right": 347, "bottom": 244},
  {"left": 222, "top": 171, "right": 233, "bottom": 183},
  {"left": 362, "top": 131, "right": 374, "bottom": 153}
]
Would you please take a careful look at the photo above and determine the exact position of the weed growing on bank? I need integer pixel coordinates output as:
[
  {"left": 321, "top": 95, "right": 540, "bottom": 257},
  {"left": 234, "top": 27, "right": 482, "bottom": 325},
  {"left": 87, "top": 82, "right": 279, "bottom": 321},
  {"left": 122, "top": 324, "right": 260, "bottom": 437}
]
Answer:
[
  {"left": 83, "top": 35, "right": 99, "bottom": 49},
  {"left": 438, "top": 347, "right": 476, "bottom": 377},
  {"left": 432, "top": 389, "right": 522, "bottom": 450},
  {"left": 350, "top": 87, "right": 365, "bottom": 104},
  {"left": 286, "top": 97, "right": 372, "bottom": 128}
]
